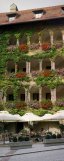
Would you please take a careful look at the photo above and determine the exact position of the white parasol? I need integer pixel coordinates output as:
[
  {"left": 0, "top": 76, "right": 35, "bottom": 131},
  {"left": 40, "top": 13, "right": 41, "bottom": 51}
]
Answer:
[
  {"left": 49, "top": 110, "right": 64, "bottom": 120},
  {"left": 40, "top": 114, "right": 53, "bottom": 121},
  {"left": 20, "top": 112, "right": 41, "bottom": 122},
  {"left": 0, "top": 111, "right": 22, "bottom": 143},
  {"left": 0, "top": 111, "right": 21, "bottom": 122}
]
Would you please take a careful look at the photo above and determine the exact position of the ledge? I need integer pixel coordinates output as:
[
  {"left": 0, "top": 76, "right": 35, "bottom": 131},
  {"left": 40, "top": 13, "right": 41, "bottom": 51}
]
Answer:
[
  {"left": 10, "top": 141, "right": 32, "bottom": 150},
  {"left": 43, "top": 138, "right": 64, "bottom": 146}
]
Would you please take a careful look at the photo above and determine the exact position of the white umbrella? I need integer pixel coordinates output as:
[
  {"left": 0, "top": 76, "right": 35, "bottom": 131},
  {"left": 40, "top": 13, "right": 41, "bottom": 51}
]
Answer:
[
  {"left": 0, "top": 111, "right": 22, "bottom": 122},
  {"left": 0, "top": 111, "right": 22, "bottom": 143},
  {"left": 40, "top": 114, "right": 53, "bottom": 121},
  {"left": 49, "top": 110, "right": 64, "bottom": 120},
  {"left": 20, "top": 112, "right": 41, "bottom": 122},
  {"left": 12, "top": 114, "right": 23, "bottom": 122}
]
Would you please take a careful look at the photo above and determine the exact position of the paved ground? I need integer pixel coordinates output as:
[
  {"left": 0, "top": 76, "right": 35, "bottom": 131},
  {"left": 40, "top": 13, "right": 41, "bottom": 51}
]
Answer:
[{"left": 0, "top": 143, "right": 64, "bottom": 161}]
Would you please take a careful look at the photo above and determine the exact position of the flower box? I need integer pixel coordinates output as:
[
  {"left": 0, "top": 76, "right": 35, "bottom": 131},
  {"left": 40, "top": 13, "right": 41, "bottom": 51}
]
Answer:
[
  {"left": 56, "top": 68, "right": 64, "bottom": 76},
  {"left": 41, "top": 43, "right": 51, "bottom": 51},
  {"left": 7, "top": 45, "right": 16, "bottom": 51},
  {"left": 30, "top": 43, "right": 40, "bottom": 50},
  {"left": 19, "top": 44, "right": 28, "bottom": 53},
  {"left": 56, "top": 99, "right": 64, "bottom": 107},
  {"left": 31, "top": 71, "right": 39, "bottom": 77},
  {"left": 10, "top": 141, "right": 32, "bottom": 150},
  {"left": 16, "top": 102, "right": 27, "bottom": 109},
  {"left": 43, "top": 138, "right": 64, "bottom": 146},
  {"left": 40, "top": 100, "right": 53, "bottom": 109},
  {"left": 54, "top": 43, "right": 63, "bottom": 49},
  {"left": 16, "top": 72, "right": 26, "bottom": 78},
  {"left": 29, "top": 101, "right": 39, "bottom": 109},
  {"left": 40, "top": 70, "right": 52, "bottom": 77}
]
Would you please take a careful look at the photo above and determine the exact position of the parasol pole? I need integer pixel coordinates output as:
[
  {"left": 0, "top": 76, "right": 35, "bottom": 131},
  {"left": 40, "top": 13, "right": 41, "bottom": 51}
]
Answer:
[{"left": 2, "top": 121, "right": 5, "bottom": 144}]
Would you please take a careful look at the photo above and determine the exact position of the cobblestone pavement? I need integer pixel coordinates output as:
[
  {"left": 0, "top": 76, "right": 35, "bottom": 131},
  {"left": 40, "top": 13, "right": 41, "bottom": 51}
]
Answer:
[{"left": 0, "top": 143, "right": 64, "bottom": 161}]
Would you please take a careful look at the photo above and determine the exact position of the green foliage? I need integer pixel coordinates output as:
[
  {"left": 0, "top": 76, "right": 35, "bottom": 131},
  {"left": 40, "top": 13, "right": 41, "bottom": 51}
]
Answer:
[
  {"left": 18, "top": 136, "right": 24, "bottom": 142},
  {"left": 0, "top": 103, "right": 4, "bottom": 111},
  {"left": 13, "top": 136, "right": 17, "bottom": 142},
  {"left": 59, "top": 124, "right": 64, "bottom": 131},
  {"left": 9, "top": 108, "right": 25, "bottom": 116},
  {"left": 35, "top": 75, "right": 63, "bottom": 89},
  {"left": 52, "top": 134, "right": 56, "bottom": 139},
  {"left": 32, "top": 47, "right": 57, "bottom": 59},
  {"left": 25, "top": 136, "right": 30, "bottom": 141},
  {"left": 56, "top": 134, "right": 61, "bottom": 138},
  {"left": 0, "top": 31, "right": 64, "bottom": 114},
  {"left": 40, "top": 99, "right": 53, "bottom": 109},
  {"left": 32, "top": 108, "right": 49, "bottom": 116},
  {"left": 52, "top": 106, "right": 64, "bottom": 112},
  {"left": 0, "top": 32, "right": 64, "bottom": 75},
  {"left": 45, "top": 134, "right": 52, "bottom": 139}
]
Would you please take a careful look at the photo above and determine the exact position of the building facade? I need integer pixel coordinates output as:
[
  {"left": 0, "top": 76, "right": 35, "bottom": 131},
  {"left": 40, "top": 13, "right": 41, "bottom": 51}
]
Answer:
[{"left": 0, "top": 4, "right": 64, "bottom": 114}]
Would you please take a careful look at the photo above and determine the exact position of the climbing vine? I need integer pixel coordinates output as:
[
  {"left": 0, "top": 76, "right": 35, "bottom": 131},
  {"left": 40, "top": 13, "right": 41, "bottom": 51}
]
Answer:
[
  {"left": 0, "top": 30, "right": 64, "bottom": 105},
  {"left": 35, "top": 75, "right": 63, "bottom": 89}
]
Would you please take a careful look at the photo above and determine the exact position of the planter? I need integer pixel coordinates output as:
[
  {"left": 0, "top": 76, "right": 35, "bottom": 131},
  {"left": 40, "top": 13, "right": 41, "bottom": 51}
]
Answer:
[
  {"left": 30, "top": 43, "right": 40, "bottom": 50},
  {"left": 10, "top": 141, "right": 32, "bottom": 150},
  {"left": 41, "top": 43, "right": 51, "bottom": 51},
  {"left": 43, "top": 138, "right": 64, "bottom": 146},
  {"left": 16, "top": 72, "right": 26, "bottom": 78},
  {"left": 19, "top": 44, "right": 28, "bottom": 53}
]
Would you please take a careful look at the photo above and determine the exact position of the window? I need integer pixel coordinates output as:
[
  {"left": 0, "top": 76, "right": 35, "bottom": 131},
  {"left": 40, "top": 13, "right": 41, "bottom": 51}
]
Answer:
[
  {"left": 46, "top": 65, "right": 51, "bottom": 70},
  {"left": 35, "top": 13, "right": 42, "bottom": 18},
  {"left": 9, "top": 16, "right": 15, "bottom": 22},
  {"left": 7, "top": 13, "right": 16, "bottom": 22},
  {"left": 33, "top": 93, "right": 39, "bottom": 101},
  {"left": 10, "top": 68, "right": 15, "bottom": 73},
  {"left": 46, "top": 93, "right": 51, "bottom": 100},
  {"left": 7, "top": 94, "right": 14, "bottom": 101},
  {"left": 20, "top": 94, "right": 25, "bottom": 101},
  {"left": 33, "top": 10, "right": 45, "bottom": 19},
  {"left": 61, "top": 7, "right": 64, "bottom": 13},
  {"left": 23, "top": 68, "right": 26, "bottom": 72}
]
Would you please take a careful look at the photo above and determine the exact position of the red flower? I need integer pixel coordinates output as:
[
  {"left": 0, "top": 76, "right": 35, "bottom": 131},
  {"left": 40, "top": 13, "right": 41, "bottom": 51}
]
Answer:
[
  {"left": 16, "top": 102, "right": 27, "bottom": 109},
  {"left": 16, "top": 72, "right": 26, "bottom": 78},
  {"left": 40, "top": 70, "right": 52, "bottom": 77},
  {"left": 19, "top": 44, "right": 28, "bottom": 53},
  {"left": 41, "top": 43, "right": 51, "bottom": 51},
  {"left": 40, "top": 100, "right": 53, "bottom": 109}
]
